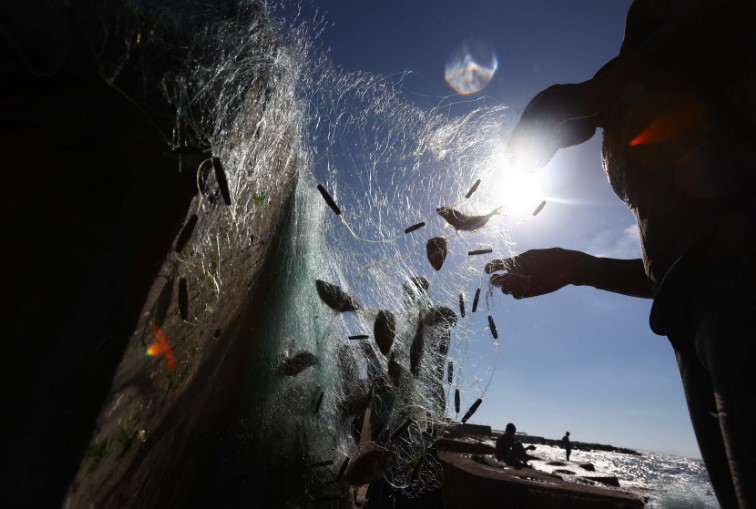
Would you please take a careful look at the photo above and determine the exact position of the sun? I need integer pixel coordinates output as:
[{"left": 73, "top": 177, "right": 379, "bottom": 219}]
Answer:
[{"left": 483, "top": 159, "right": 545, "bottom": 218}]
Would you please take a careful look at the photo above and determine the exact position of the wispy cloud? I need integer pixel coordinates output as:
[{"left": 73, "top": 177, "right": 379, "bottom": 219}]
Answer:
[{"left": 586, "top": 224, "right": 641, "bottom": 259}]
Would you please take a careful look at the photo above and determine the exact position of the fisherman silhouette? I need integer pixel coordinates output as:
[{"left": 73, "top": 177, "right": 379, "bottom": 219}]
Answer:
[
  {"left": 562, "top": 432, "right": 572, "bottom": 461},
  {"left": 495, "top": 423, "right": 530, "bottom": 469},
  {"left": 486, "top": 1, "right": 756, "bottom": 507}
]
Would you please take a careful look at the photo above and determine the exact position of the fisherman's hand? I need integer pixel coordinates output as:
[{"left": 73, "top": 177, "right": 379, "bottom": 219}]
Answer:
[
  {"left": 507, "top": 84, "right": 600, "bottom": 168},
  {"left": 485, "top": 248, "right": 589, "bottom": 299}
]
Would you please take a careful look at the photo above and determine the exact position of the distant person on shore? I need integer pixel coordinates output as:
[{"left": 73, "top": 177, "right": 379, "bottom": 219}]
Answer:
[
  {"left": 495, "top": 423, "right": 531, "bottom": 469},
  {"left": 486, "top": 1, "right": 756, "bottom": 507},
  {"left": 562, "top": 432, "right": 572, "bottom": 461}
]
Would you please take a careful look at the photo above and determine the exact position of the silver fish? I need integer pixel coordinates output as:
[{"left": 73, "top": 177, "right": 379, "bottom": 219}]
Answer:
[{"left": 436, "top": 206, "right": 503, "bottom": 231}]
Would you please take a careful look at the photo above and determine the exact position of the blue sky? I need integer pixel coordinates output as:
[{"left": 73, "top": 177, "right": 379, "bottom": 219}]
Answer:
[{"left": 299, "top": 0, "right": 700, "bottom": 459}]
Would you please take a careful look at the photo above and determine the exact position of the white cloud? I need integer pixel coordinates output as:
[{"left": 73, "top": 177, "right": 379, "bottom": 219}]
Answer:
[{"left": 586, "top": 224, "right": 641, "bottom": 259}]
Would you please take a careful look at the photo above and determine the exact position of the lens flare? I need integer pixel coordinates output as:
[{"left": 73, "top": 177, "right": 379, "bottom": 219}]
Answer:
[
  {"left": 445, "top": 40, "right": 498, "bottom": 95},
  {"left": 629, "top": 101, "right": 705, "bottom": 147},
  {"left": 147, "top": 322, "right": 176, "bottom": 374}
]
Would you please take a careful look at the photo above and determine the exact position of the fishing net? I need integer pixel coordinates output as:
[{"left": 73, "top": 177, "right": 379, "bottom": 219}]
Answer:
[{"left": 87, "top": 0, "right": 544, "bottom": 504}]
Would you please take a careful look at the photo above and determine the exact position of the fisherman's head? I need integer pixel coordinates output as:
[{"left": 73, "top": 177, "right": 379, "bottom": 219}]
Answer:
[{"left": 505, "top": 423, "right": 516, "bottom": 434}]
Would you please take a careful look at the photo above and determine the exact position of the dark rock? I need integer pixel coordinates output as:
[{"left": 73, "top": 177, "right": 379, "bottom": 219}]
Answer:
[{"left": 581, "top": 476, "right": 621, "bottom": 488}]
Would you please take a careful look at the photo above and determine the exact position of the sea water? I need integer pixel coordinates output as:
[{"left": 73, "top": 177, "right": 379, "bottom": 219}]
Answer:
[{"left": 529, "top": 444, "right": 719, "bottom": 508}]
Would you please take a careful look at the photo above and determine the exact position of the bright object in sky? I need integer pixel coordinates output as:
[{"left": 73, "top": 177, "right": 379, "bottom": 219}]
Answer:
[{"left": 445, "top": 40, "right": 498, "bottom": 95}]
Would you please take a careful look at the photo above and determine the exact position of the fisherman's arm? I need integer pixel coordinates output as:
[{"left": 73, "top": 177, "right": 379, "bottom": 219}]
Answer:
[
  {"left": 485, "top": 248, "right": 652, "bottom": 299},
  {"left": 507, "top": 0, "right": 745, "bottom": 167}
]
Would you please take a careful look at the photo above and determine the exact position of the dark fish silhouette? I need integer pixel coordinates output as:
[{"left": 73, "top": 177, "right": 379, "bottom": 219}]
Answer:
[
  {"left": 343, "top": 446, "right": 398, "bottom": 486},
  {"left": 335, "top": 457, "right": 350, "bottom": 481},
  {"left": 348, "top": 334, "right": 369, "bottom": 340},
  {"left": 447, "top": 361, "right": 454, "bottom": 384},
  {"left": 276, "top": 349, "right": 317, "bottom": 376},
  {"left": 343, "top": 385, "right": 373, "bottom": 417},
  {"left": 403, "top": 277, "right": 430, "bottom": 302},
  {"left": 454, "top": 388, "right": 460, "bottom": 413},
  {"left": 409, "top": 315, "right": 424, "bottom": 377},
  {"left": 468, "top": 248, "right": 493, "bottom": 256},
  {"left": 461, "top": 398, "right": 483, "bottom": 424},
  {"left": 436, "top": 206, "right": 503, "bottom": 231},
  {"left": 472, "top": 288, "right": 481, "bottom": 313},
  {"left": 426, "top": 237, "right": 448, "bottom": 271},
  {"left": 465, "top": 179, "right": 481, "bottom": 199},
  {"left": 532, "top": 200, "right": 547, "bottom": 216},
  {"left": 212, "top": 157, "right": 232, "bottom": 205},
  {"left": 423, "top": 306, "right": 458, "bottom": 328},
  {"left": 175, "top": 214, "right": 199, "bottom": 254},
  {"left": 374, "top": 310, "right": 396, "bottom": 356},
  {"left": 488, "top": 314, "right": 499, "bottom": 340},
  {"left": 316, "top": 279, "right": 361, "bottom": 312},
  {"left": 317, "top": 183, "right": 341, "bottom": 215},
  {"left": 404, "top": 221, "right": 426, "bottom": 234},
  {"left": 459, "top": 293, "right": 465, "bottom": 318},
  {"left": 178, "top": 277, "right": 189, "bottom": 321}
]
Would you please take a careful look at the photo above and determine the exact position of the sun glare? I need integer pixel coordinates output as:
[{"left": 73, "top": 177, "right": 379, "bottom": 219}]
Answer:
[{"left": 484, "top": 152, "right": 545, "bottom": 218}]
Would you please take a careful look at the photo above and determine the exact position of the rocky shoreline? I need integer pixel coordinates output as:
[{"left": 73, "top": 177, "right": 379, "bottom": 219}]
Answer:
[{"left": 435, "top": 424, "right": 646, "bottom": 509}]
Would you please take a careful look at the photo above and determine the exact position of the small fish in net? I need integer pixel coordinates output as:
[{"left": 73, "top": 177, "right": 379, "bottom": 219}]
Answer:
[
  {"left": 275, "top": 349, "right": 317, "bottom": 377},
  {"left": 374, "top": 310, "right": 396, "bottom": 356},
  {"left": 423, "top": 306, "right": 458, "bottom": 328},
  {"left": 316, "top": 279, "right": 361, "bottom": 312},
  {"left": 426, "top": 237, "right": 448, "bottom": 271},
  {"left": 436, "top": 206, "right": 503, "bottom": 231}
]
